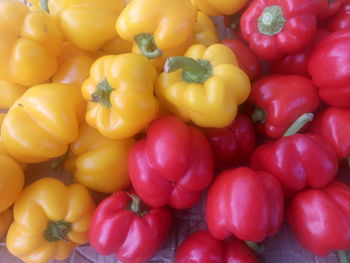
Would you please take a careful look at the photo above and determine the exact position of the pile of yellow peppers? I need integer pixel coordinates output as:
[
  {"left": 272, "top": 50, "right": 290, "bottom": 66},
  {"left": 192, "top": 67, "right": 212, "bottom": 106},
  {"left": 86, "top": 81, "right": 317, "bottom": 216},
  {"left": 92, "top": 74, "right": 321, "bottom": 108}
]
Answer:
[{"left": 0, "top": 0, "right": 250, "bottom": 262}]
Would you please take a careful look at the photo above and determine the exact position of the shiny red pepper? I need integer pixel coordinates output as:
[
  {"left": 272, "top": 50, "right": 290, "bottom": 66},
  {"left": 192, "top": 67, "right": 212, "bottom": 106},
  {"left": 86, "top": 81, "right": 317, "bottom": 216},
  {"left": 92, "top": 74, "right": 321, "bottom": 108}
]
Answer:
[
  {"left": 249, "top": 74, "right": 320, "bottom": 139},
  {"left": 128, "top": 115, "right": 213, "bottom": 209},
  {"left": 308, "top": 30, "right": 350, "bottom": 107},
  {"left": 317, "top": 0, "right": 344, "bottom": 19},
  {"left": 240, "top": 0, "right": 320, "bottom": 60},
  {"left": 250, "top": 133, "right": 339, "bottom": 195},
  {"left": 324, "top": 2, "right": 350, "bottom": 32},
  {"left": 175, "top": 230, "right": 258, "bottom": 263},
  {"left": 206, "top": 167, "right": 284, "bottom": 242},
  {"left": 89, "top": 191, "right": 172, "bottom": 263},
  {"left": 201, "top": 114, "right": 256, "bottom": 171},
  {"left": 287, "top": 181, "right": 350, "bottom": 258}
]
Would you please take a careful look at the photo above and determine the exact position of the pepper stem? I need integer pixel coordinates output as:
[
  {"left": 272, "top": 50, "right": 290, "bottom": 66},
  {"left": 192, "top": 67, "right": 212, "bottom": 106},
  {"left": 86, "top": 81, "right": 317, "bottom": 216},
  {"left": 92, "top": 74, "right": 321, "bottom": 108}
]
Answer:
[
  {"left": 245, "top": 241, "right": 265, "bottom": 255},
  {"left": 126, "top": 193, "right": 149, "bottom": 217},
  {"left": 258, "top": 5, "right": 286, "bottom": 36},
  {"left": 250, "top": 106, "right": 266, "bottom": 124},
  {"left": 283, "top": 113, "right": 314, "bottom": 137},
  {"left": 91, "top": 78, "right": 114, "bottom": 108},
  {"left": 51, "top": 151, "right": 69, "bottom": 171},
  {"left": 44, "top": 220, "right": 71, "bottom": 242},
  {"left": 164, "top": 56, "right": 212, "bottom": 83},
  {"left": 134, "top": 34, "right": 163, "bottom": 59},
  {"left": 40, "top": 0, "right": 49, "bottom": 12},
  {"left": 338, "top": 250, "right": 348, "bottom": 263}
]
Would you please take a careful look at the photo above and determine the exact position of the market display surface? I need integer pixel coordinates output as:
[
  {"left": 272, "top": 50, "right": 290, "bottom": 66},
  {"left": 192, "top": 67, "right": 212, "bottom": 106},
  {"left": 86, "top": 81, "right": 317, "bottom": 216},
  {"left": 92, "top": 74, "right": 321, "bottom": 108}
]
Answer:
[{"left": 0, "top": 0, "right": 350, "bottom": 262}]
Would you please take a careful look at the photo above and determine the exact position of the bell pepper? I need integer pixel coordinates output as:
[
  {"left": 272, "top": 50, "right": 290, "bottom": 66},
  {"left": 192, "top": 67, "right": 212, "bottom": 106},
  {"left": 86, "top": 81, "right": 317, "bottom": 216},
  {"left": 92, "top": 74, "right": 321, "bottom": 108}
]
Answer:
[
  {"left": 269, "top": 29, "right": 330, "bottom": 77},
  {"left": 191, "top": 0, "right": 249, "bottom": 16},
  {"left": 221, "top": 39, "right": 262, "bottom": 81},
  {"left": 48, "top": 0, "right": 125, "bottom": 51},
  {"left": 81, "top": 54, "right": 158, "bottom": 140},
  {"left": 89, "top": 191, "right": 172, "bottom": 263},
  {"left": 128, "top": 115, "right": 213, "bottom": 209},
  {"left": 249, "top": 74, "right": 320, "bottom": 139},
  {"left": 116, "top": 0, "right": 197, "bottom": 70},
  {"left": 194, "top": 12, "right": 219, "bottom": 46},
  {"left": 1, "top": 83, "right": 86, "bottom": 163},
  {"left": 240, "top": 0, "right": 320, "bottom": 60},
  {"left": 89, "top": 37, "right": 133, "bottom": 60},
  {"left": 64, "top": 123, "right": 135, "bottom": 193},
  {"left": 287, "top": 181, "right": 350, "bottom": 259},
  {"left": 0, "top": 1, "right": 62, "bottom": 86},
  {"left": 308, "top": 30, "right": 350, "bottom": 107},
  {"left": 202, "top": 114, "right": 256, "bottom": 171},
  {"left": 323, "top": 2, "right": 350, "bottom": 32},
  {"left": 53, "top": 42, "right": 94, "bottom": 85},
  {"left": 0, "top": 209, "right": 12, "bottom": 240},
  {"left": 250, "top": 133, "right": 339, "bottom": 195},
  {"left": 206, "top": 167, "right": 284, "bottom": 241},
  {"left": 6, "top": 177, "right": 95, "bottom": 263},
  {"left": 156, "top": 44, "right": 251, "bottom": 128},
  {"left": 317, "top": 0, "right": 344, "bottom": 19},
  {"left": 175, "top": 230, "right": 258, "bottom": 263}
]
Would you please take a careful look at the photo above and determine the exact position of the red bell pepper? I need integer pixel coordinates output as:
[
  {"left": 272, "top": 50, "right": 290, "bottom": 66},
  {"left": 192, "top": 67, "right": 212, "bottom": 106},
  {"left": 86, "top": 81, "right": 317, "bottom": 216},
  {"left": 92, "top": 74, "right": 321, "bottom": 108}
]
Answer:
[
  {"left": 89, "top": 191, "right": 172, "bottom": 263},
  {"left": 128, "top": 115, "right": 213, "bottom": 209},
  {"left": 206, "top": 167, "right": 284, "bottom": 242},
  {"left": 269, "top": 29, "right": 330, "bottom": 77},
  {"left": 308, "top": 30, "right": 350, "bottom": 107},
  {"left": 201, "top": 114, "right": 256, "bottom": 171},
  {"left": 317, "top": 0, "right": 344, "bottom": 19},
  {"left": 240, "top": 0, "right": 320, "bottom": 60},
  {"left": 324, "top": 2, "right": 350, "bottom": 32},
  {"left": 249, "top": 74, "right": 320, "bottom": 139},
  {"left": 287, "top": 181, "right": 350, "bottom": 259},
  {"left": 221, "top": 39, "right": 262, "bottom": 81},
  {"left": 175, "top": 230, "right": 258, "bottom": 263},
  {"left": 250, "top": 133, "right": 339, "bottom": 195}
]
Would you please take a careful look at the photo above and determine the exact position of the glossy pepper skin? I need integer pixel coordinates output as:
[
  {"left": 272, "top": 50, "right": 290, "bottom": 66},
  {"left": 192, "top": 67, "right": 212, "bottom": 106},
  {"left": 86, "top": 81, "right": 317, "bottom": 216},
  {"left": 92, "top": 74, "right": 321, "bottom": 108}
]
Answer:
[
  {"left": 64, "top": 123, "right": 135, "bottom": 193},
  {"left": 317, "top": 0, "right": 344, "bottom": 19},
  {"left": 192, "top": 0, "right": 248, "bottom": 16},
  {"left": 202, "top": 114, "right": 256, "bottom": 171},
  {"left": 48, "top": 0, "right": 125, "bottom": 51},
  {"left": 287, "top": 181, "right": 350, "bottom": 256},
  {"left": 175, "top": 230, "right": 258, "bottom": 263},
  {"left": 249, "top": 75, "right": 320, "bottom": 139},
  {"left": 324, "top": 3, "right": 350, "bottom": 32},
  {"left": 1, "top": 83, "right": 85, "bottom": 163},
  {"left": 81, "top": 54, "right": 158, "bottom": 140},
  {"left": 194, "top": 12, "right": 219, "bottom": 46},
  {"left": 89, "top": 191, "right": 172, "bottom": 263},
  {"left": 0, "top": 209, "right": 12, "bottom": 240},
  {"left": 240, "top": 0, "right": 319, "bottom": 60},
  {"left": 251, "top": 134, "right": 339, "bottom": 195},
  {"left": 0, "top": 1, "right": 62, "bottom": 86},
  {"left": 128, "top": 115, "right": 213, "bottom": 209},
  {"left": 156, "top": 44, "right": 251, "bottom": 128},
  {"left": 206, "top": 167, "right": 284, "bottom": 241},
  {"left": 308, "top": 30, "right": 350, "bottom": 107},
  {"left": 6, "top": 178, "right": 96, "bottom": 263}
]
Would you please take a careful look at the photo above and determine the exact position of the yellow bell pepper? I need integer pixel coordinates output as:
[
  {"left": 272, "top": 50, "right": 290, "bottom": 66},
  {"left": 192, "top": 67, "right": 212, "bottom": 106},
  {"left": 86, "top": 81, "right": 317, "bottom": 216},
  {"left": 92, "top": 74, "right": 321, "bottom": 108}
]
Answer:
[
  {"left": 81, "top": 54, "right": 158, "bottom": 139},
  {"left": 116, "top": 0, "right": 197, "bottom": 70},
  {"left": 0, "top": 1, "right": 62, "bottom": 86},
  {"left": 194, "top": 12, "right": 219, "bottom": 46},
  {"left": 156, "top": 44, "right": 251, "bottom": 128},
  {"left": 6, "top": 177, "right": 95, "bottom": 263},
  {"left": 48, "top": 0, "right": 125, "bottom": 51},
  {"left": 192, "top": 0, "right": 248, "bottom": 16},
  {"left": 90, "top": 37, "right": 133, "bottom": 60},
  {"left": 64, "top": 123, "right": 135, "bottom": 193},
  {"left": 0, "top": 209, "right": 12, "bottom": 240},
  {"left": 1, "top": 83, "right": 86, "bottom": 163}
]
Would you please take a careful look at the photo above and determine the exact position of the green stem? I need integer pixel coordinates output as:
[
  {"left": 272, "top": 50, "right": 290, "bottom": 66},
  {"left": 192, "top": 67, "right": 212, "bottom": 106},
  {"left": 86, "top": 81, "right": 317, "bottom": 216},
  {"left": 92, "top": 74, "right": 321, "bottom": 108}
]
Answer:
[
  {"left": 164, "top": 56, "right": 212, "bottom": 83},
  {"left": 245, "top": 241, "right": 265, "bottom": 254},
  {"left": 134, "top": 34, "right": 163, "bottom": 59},
  {"left": 338, "top": 250, "right": 348, "bottom": 263},
  {"left": 90, "top": 78, "right": 114, "bottom": 108},
  {"left": 250, "top": 107, "right": 266, "bottom": 124},
  {"left": 258, "top": 5, "right": 286, "bottom": 36},
  {"left": 126, "top": 193, "right": 149, "bottom": 217},
  {"left": 51, "top": 151, "right": 69, "bottom": 171},
  {"left": 283, "top": 113, "right": 314, "bottom": 137},
  {"left": 44, "top": 220, "right": 71, "bottom": 242},
  {"left": 40, "top": 0, "right": 49, "bottom": 13}
]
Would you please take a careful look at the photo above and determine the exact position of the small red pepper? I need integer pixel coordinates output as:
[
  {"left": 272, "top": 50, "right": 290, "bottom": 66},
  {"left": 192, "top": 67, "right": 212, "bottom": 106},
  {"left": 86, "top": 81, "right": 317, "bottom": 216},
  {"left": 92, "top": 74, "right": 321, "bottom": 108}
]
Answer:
[
  {"left": 240, "top": 0, "right": 320, "bottom": 60},
  {"left": 323, "top": 2, "right": 350, "bottom": 32},
  {"left": 128, "top": 115, "right": 213, "bottom": 209},
  {"left": 89, "top": 191, "right": 172, "bottom": 263},
  {"left": 249, "top": 74, "right": 320, "bottom": 139},
  {"left": 308, "top": 30, "right": 350, "bottom": 107},
  {"left": 317, "top": 0, "right": 344, "bottom": 19},
  {"left": 175, "top": 230, "right": 258, "bottom": 263},
  {"left": 206, "top": 167, "right": 284, "bottom": 242},
  {"left": 287, "top": 181, "right": 350, "bottom": 260}
]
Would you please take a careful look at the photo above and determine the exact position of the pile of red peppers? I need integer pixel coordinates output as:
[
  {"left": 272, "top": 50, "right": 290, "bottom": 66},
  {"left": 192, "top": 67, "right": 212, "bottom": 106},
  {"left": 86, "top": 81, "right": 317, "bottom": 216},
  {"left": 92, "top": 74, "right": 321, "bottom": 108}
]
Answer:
[{"left": 88, "top": 0, "right": 350, "bottom": 262}]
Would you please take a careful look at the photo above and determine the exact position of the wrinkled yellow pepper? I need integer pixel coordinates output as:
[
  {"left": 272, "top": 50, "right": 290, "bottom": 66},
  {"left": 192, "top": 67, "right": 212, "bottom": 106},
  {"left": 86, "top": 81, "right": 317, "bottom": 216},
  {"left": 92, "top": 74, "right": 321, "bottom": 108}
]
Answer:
[
  {"left": 192, "top": 0, "right": 248, "bottom": 16},
  {"left": 194, "top": 12, "right": 219, "bottom": 46},
  {"left": 117, "top": 0, "right": 197, "bottom": 70},
  {"left": 81, "top": 54, "right": 158, "bottom": 139},
  {"left": 64, "top": 123, "right": 135, "bottom": 193},
  {"left": 0, "top": 1, "right": 62, "bottom": 86},
  {"left": 48, "top": 0, "right": 125, "bottom": 51},
  {"left": 6, "top": 177, "right": 95, "bottom": 263},
  {"left": 0, "top": 209, "right": 12, "bottom": 240},
  {"left": 1, "top": 83, "right": 86, "bottom": 163},
  {"left": 156, "top": 44, "right": 251, "bottom": 128}
]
